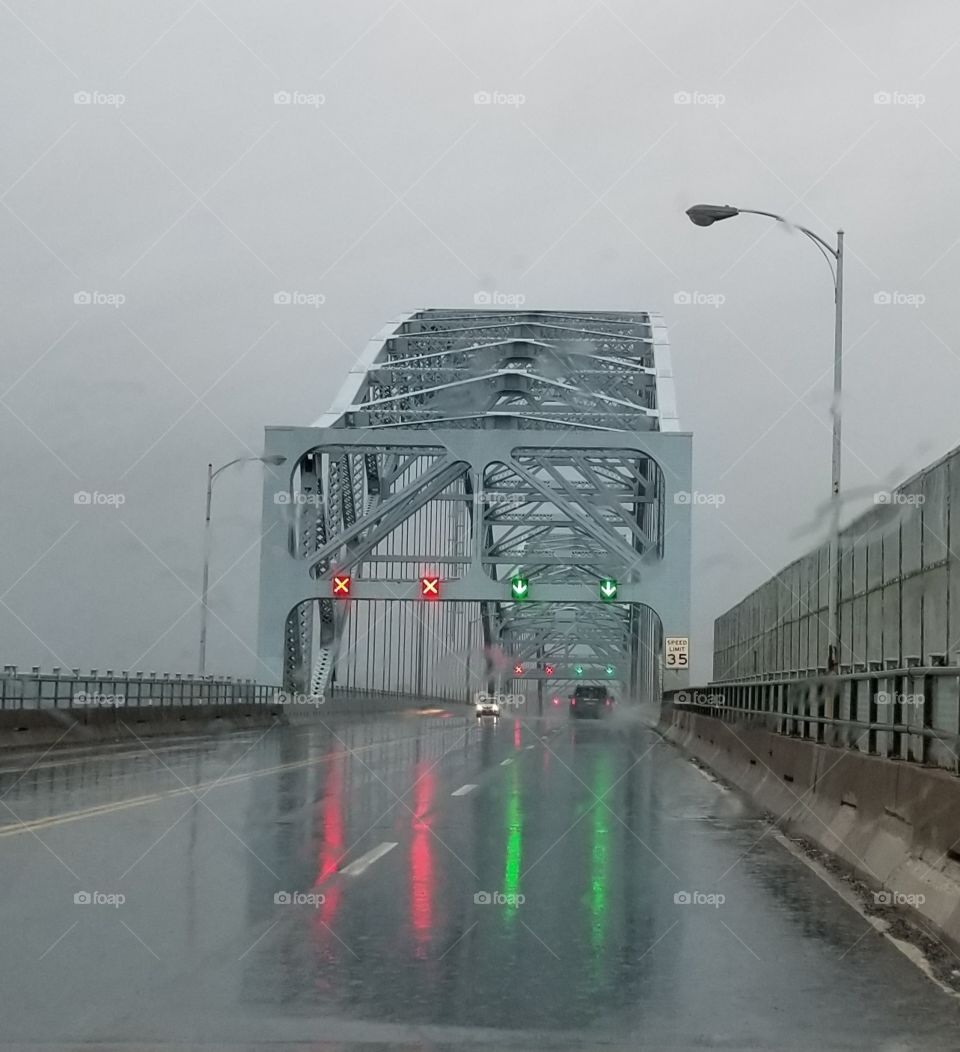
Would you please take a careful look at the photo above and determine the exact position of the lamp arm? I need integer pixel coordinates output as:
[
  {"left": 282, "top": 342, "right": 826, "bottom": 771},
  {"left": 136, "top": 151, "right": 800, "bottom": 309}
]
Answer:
[{"left": 737, "top": 208, "right": 839, "bottom": 285}]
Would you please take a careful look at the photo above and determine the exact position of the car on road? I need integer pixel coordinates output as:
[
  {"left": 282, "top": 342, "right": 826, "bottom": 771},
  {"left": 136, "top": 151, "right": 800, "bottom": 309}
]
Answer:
[
  {"left": 569, "top": 685, "right": 614, "bottom": 719},
  {"left": 475, "top": 694, "right": 501, "bottom": 718}
]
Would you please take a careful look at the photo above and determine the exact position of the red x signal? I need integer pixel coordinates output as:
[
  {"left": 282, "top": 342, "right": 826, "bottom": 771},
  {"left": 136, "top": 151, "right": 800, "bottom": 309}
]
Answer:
[
  {"left": 544, "top": 664, "right": 555, "bottom": 676},
  {"left": 420, "top": 575, "right": 440, "bottom": 599},
  {"left": 514, "top": 663, "right": 524, "bottom": 676},
  {"left": 332, "top": 575, "right": 351, "bottom": 597}
]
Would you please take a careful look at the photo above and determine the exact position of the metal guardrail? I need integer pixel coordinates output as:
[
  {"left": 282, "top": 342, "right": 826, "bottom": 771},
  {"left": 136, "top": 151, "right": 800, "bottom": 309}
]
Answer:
[
  {"left": 667, "top": 665, "right": 960, "bottom": 775},
  {"left": 0, "top": 666, "right": 452, "bottom": 713},
  {"left": 0, "top": 666, "right": 279, "bottom": 710}
]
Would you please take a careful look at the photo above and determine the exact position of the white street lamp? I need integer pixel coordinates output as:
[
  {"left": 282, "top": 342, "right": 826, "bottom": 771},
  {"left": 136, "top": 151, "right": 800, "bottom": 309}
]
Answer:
[
  {"left": 687, "top": 203, "right": 844, "bottom": 672},
  {"left": 199, "top": 454, "right": 287, "bottom": 676}
]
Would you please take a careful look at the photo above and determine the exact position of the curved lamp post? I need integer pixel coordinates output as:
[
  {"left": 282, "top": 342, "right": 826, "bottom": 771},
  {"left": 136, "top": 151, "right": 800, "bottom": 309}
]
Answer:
[
  {"left": 199, "top": 454, "right": 287, "bottom": 676},
  {"left": 686, "top": 203, "right": 844, "bottom": 673}
]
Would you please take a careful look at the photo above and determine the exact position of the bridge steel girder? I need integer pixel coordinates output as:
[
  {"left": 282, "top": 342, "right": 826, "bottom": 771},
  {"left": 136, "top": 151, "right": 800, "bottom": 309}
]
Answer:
[{"left": 257, "top": 310, "right": 692, "bottom": 701}]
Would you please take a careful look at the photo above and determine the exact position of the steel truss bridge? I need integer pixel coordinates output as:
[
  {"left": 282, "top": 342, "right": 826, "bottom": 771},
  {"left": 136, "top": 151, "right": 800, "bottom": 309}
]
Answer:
[{"left": 257, "top": 309, "right": 691, "bottom": 706}]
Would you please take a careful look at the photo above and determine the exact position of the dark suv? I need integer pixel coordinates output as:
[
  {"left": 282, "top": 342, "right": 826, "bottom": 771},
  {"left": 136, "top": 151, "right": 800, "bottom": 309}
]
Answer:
[{"left": 569, "top": 685, "right": 614, "bottom": 719}]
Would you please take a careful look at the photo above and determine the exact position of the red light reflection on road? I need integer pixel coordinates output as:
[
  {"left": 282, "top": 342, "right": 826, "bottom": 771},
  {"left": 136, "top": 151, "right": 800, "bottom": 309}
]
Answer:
[
  {"left": 410, "top": 763, "right": 435, "bottom": 956},
  {"left": 316, "top": 753, "right": 344, "bottom": 883},
  {"left": 313, "top": 753, "right": 345, "bottom": 935}
]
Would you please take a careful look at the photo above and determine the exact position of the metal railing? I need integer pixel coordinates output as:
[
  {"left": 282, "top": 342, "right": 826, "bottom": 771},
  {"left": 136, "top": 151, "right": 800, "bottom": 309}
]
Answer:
[
  {"left": 0, "top": 666, "right": 278, "bottom": 710},
  {"left": 667, "top": 664, "right": 960, "bottom": 775},
  {"left": 0, "top": 666, "right": 454, "bottom": 713}
]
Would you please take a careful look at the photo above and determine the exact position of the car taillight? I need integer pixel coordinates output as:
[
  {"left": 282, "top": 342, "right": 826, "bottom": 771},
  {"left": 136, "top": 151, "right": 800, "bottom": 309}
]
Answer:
[
  {"left": 571, "top": 699, "right": 576, "bottom": 706},
  {"left": 606, "top": 698, "right": 612, "bottom": 705}
]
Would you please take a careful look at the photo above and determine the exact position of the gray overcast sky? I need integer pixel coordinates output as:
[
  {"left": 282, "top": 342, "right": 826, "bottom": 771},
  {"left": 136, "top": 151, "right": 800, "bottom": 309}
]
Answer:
[{"left": 1, "top": 1, "right": 957, "bottom": 682}]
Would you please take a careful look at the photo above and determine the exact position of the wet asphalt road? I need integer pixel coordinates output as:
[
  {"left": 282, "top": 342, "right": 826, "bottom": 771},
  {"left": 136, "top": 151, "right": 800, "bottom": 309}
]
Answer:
[{"left": 1, "top": 705, "right": 959, "bottom": 1051}]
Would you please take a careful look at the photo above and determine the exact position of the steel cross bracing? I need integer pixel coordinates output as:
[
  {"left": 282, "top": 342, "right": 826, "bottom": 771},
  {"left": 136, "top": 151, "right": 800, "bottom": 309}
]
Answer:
[{"left": 257, "top": 310, "right": 691, "bottom": 703}]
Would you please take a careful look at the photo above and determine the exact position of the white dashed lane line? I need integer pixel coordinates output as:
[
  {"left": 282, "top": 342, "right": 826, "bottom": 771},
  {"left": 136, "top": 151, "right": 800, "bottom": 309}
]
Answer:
[{"left": 339, "top": 842, "right": 398, "bottom": 876}]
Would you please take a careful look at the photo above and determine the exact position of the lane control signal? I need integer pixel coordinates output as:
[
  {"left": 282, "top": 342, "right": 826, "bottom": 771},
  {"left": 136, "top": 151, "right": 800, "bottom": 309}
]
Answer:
[{"left": 511, "top": 576, "right": 529, "bottom": 600}]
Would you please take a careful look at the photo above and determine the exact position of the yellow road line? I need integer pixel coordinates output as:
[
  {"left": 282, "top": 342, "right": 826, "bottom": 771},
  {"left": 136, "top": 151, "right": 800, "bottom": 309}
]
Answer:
[
  {"left": 0, "top": 737, "right": 411, "bottom": 838},
  {"left": 0, "top": 740, "right": 208, "bottom": 776}
]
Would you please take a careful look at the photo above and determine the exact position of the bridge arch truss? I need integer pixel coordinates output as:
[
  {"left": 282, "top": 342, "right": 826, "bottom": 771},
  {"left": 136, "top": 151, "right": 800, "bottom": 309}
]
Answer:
[{"left": 257, "top": 309, "right": 691, "bottom": 704}]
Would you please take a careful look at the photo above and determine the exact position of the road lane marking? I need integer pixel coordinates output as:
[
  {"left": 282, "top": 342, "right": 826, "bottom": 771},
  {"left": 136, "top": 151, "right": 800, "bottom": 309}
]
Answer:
[
  {"left": 771, "top": 831, "right": 960, "bottom": 999},
  {"left": 500, "top": 757, "right": 514, "bottom": 766},
  {"left": 0, "top": 735, "right": 434, "bottom": 838},
  {"left": 340, "top": 841, "right": 397, "bottom": 876},
  {"left": 451, "top": 784, "right": 477, "bottom": 796},
  {"left": 525, "top": 744, "right": 535, "bottom": 750},
  {"left": 0, "top": 740, "right": 209, "bottom": 777},
  {"left": 691, "top": 762, "right": 727, "bottom": 790}
]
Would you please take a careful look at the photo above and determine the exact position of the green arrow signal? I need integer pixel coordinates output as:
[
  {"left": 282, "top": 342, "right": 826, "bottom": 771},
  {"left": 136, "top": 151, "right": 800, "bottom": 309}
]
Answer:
[
  {"left": 511, "top": 576, "right": 529, "bottom": 600},
  {"left": 606, "top": 665, "right": 615, "bottom": 677},
  {"left": 574, "top": 664, "right": 584, "bottom": 677},
  {"left": 599, "top": 578, "right": 618, "bottom": 601}
]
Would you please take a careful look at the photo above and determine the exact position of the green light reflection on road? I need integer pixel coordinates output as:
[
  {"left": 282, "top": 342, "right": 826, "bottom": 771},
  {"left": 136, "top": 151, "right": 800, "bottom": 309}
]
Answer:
[
  {"left": 589, "top": 755, "right": 611, "bottom": 968},
  {"left": 503, "top": 767, "right": 523, "bottom": 922}
]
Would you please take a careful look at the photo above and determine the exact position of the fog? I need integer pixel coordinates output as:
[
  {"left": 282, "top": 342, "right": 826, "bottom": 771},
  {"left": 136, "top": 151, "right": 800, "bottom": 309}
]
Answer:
[{"left": 2, "top": 1, "right": 957, "bottom": 683}]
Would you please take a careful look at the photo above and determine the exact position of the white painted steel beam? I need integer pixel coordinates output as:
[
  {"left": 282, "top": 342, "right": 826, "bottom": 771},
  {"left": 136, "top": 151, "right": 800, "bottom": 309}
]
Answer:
[{"left": 258, "top": 309, "right": 691, "bottom": 700}]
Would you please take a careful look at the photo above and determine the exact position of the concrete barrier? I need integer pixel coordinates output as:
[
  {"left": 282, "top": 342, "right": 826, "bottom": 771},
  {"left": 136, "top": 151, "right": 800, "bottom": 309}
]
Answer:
[
  {"left": 0, "top": 704, "right": 286, "bottom": 750},
  {"left": 661, "top": 704, "right": 960, "bottom": 949}
]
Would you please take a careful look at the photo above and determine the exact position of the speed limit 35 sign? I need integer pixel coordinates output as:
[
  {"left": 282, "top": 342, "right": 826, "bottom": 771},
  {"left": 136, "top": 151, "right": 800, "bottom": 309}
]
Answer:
[{"left": 664, "top": 637, "right": 689, "bottom": 669}]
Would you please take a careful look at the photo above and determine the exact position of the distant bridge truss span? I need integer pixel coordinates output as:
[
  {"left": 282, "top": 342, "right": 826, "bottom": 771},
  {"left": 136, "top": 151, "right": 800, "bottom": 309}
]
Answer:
[{"left": 257, "top": 309, "right": 691, "bottom": 703}]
